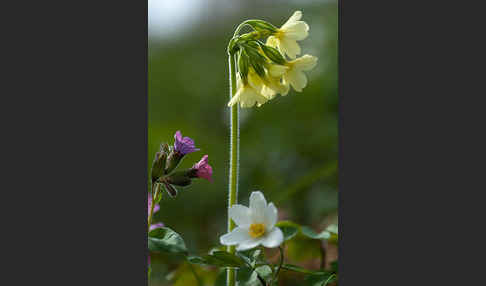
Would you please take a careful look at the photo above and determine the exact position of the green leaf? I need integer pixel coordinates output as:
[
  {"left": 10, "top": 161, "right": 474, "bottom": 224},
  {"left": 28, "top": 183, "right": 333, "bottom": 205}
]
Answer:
[
  {"left": 187, "top": 251, "right": 245, "bottom": 268},
  {"left": 301, "top": 226, "right": 331, "bottom": 240},
  {"left": 148, "top": 227, "right": 188, "bottom": 255},
  {"left": 276, "top": 221, "right": 300, "bottom": 241},
  {"left": 236, "top": 266, "right": 256, "bottom": 285},
  {"left": 305, "top": 273, "right": 336, "bottom": 286},
  {"left": 211, "top": 251, "right": 246, "bottom": 267},
  {"left": 281, "top": 264, "right": 327, "bottom": 275},
  {"left": 237, "top": 248, "right": 265, "bottom": 267},
  {"left": 255, "top": 265, "right": 273, "bottom": 280}
]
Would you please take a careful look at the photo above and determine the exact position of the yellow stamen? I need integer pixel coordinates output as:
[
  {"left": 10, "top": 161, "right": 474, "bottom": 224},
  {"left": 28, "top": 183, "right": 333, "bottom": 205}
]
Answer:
[{"left": 249, "top": 223, "right": 266, "bottom": 238}]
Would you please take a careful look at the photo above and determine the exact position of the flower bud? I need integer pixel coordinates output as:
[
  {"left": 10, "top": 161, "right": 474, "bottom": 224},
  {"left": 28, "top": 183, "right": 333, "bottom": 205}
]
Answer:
[
  {"left": 260, "top": 44, "right": 286, "bottom": 65},
  {"left": 162, "top": 181, "right": 178, "bottom": 198},
  {"left": 245, "top": 20, "right": 278, "bottom": 33},
  {"left": 164, "top": 171, "right": 192, "bottom": 187},
  {"left": 238, "top": 50, "right": 250, "bottom": 80},
  {"left": 165, "top": 151, "right": 183, "bottom": 175},
  {"left": 151, "top": 144, "right": 168, "bottom": 182}
]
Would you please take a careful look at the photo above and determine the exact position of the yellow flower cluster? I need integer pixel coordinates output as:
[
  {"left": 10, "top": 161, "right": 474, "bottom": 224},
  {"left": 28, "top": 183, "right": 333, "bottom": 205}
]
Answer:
[{"left": 228, "top": 11, "right": 318, "bottom": 108}]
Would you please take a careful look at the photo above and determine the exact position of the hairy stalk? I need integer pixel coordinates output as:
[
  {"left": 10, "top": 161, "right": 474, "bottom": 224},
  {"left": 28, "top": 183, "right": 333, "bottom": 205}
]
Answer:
[{"left": 226, "top": 52, "right": 239, "bottom": 286}]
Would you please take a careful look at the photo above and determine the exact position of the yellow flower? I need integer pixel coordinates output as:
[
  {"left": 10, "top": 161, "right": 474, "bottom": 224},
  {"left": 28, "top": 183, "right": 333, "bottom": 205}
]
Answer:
[
  {"left": 261, "top": 64, "right": 289, "bottom": 99},
  {"left": 228, "top": 72, "right": 269, "bottom": 108},
  {"left": 266, "top": 11, "right": 309, "bottom": 59},
  {"left": 270, "top": 55, "right": 317, "bottom": 92}
]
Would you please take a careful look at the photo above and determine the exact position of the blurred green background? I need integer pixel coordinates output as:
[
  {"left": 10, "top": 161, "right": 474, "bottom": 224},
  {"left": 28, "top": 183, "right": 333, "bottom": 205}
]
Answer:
[{"left": 149, "top": 0, "right": 337, "bottom": 284}]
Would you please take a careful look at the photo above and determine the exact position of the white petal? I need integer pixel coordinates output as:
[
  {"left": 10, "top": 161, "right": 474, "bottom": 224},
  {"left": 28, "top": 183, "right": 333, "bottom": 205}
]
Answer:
[
  {"left": 280, "top": 38, "right": 301, "bottom": 59},
  {"left": 281, "top": 11, "right": 302, "bottom": 28},
  {"left": 220, "top": 227, "right": 250, "bottom": 246},
  {"left": 261, "top": 227, "right": 284, "bottom": 248},
  {"left": 236, "top": 238, "right": 263, "bottom": 251},
  {"left": 249, "top": 191, "right": 267, "bottom": 223},
  {"left": 281, "top": 21, "right": 309, "bottom": 41},
  {"left": 229, "top": 205, "right": 252, "bottom": 227},
  {"left": 263, "top": 202, "right": 278, "bottom": 230},
  {"left": 285, "top": 70, "right": 307, "bottom": 92},
  {"left": 293, "top": 55, "right": 318, "bottom": 71}
]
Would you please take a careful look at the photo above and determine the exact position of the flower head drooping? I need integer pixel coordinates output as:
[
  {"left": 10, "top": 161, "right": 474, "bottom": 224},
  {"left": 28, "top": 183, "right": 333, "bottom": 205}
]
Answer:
[
  {"left": 191, "top": 155, "right": 213, "bottom": 181},
  {"left": 266, "top": 11, "right": 309, "bottom": 59},
  {"left": 174, "top": 131, "right": 200, "bottom": 155},
  {"left": 220, "top": 191, "right": 283, "bottom": 251},
  {"left": 261, "top": 64, "right": 290, "bottom": 99},
  {"left": 228, "top": 72, "right": 269, "bottom": 108},
  {"left": 272, "top": 54, "right": 318, "bottom": 92}
]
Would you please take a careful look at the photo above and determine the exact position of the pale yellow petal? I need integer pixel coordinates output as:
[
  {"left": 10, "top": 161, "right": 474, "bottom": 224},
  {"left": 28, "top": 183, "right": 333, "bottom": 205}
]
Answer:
[
  {"left": 266, "top": 36, "right": 280, "bottom": 49},
  {"left": 237, "top": 86, "right": 268, "bottom": 108},
  {"left": 280, "top": 37, "right": 301, "bottom": 59},
  {"left": 281, "top": 21, "right": 309, "bottom": 41},
  {"left": 247, "top": 71, "right": 265, "bottom": 91},
  {"left": 285, "top": 70, "right": 307, "bottom": 92},
  {"left": 281, "top": 11, "right": 303, "bottom": 29},
  {"left": 228, "top": 87, "right": 243, "bottom": 107},
  {"left": 268, "top": 64, "right": 288, "bottom": 77},
  {"left": 292, "top": 55, "right": 318, "bottom": 71}
]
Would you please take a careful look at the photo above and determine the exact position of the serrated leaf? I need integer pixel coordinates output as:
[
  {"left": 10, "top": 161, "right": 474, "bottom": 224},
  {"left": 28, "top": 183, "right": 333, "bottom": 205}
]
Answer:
[
  {"left": 276, "top": 221, "right": 300, "bottom": 241},
  {"left": 148, "top": 227, "right": 187, "bottom": 255}
]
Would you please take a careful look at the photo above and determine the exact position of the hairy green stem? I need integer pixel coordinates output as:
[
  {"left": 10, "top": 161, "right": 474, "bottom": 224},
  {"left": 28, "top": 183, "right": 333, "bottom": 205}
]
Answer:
[{"left": 226, "top": 52, "right": 239, "bottom": 286}]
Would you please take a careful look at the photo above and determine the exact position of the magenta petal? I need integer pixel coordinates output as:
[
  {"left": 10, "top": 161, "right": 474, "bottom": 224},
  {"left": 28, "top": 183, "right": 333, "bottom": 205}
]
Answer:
[{"left": 193, "top": 155, "right": 213, "bottom": 181}]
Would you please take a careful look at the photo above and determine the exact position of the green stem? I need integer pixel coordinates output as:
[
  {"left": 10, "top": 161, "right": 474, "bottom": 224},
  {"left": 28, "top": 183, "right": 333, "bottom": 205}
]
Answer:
[
  {"left": 227, "top": 52, "right": 239, "bottom": 286},
  {"left": 271, "top": 246, "right": 284, "bottom": 284}
]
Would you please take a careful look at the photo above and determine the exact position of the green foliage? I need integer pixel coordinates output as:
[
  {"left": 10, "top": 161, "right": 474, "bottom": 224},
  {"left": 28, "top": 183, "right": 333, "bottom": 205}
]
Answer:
[
  {"left": 305, "top": 273, "right": 336, "bottom": 286},
  {"left": 148, "top": 227, "right": 188, "bottom": 255},
  {"left": 276, "top": 220, "right": 300, "bottom": 241},
  {"left": 188, "top": 251, "right": 246, "bottom": 268}
]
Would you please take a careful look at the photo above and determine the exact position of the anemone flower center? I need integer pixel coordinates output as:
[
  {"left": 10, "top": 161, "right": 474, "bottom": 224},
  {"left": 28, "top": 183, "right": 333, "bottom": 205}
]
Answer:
[{"left": 248, "top": 223, "right": 266, "bottom": 238}]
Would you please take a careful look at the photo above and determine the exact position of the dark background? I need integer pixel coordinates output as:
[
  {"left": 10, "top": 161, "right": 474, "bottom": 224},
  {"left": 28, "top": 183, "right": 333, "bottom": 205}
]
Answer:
[{"left": 149, "top": 0, "right": 338, "bottom": 284}]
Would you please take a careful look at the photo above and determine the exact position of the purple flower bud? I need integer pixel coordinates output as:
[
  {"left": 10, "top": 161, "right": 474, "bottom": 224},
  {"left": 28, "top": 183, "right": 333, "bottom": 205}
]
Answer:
[
  {"left": 148, "top": 194, "right": 160, "bottom": 216},
  {"left": 149, "top": 222, "right": 164, "bottom": 231},
  {"left": 192, "top": 155, "right": 213, "bottom": 181},
  {"left": 173, "top": 130, "right": 199, "bottom": 155}
]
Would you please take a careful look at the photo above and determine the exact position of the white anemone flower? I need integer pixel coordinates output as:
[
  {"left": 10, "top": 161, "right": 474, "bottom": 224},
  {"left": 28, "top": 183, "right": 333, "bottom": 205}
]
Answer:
[
  {"left": 270, "top": 54, "right": 318, "bottom": 92},
  {"left": 220, "top": 191, "right": 284, "bottom": 251},
  {"left": 228, "top": 72, "right": 269, "bottom": 108},
  {"left": 266, "top": 11, "right": 309, "bottom": 59}
]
